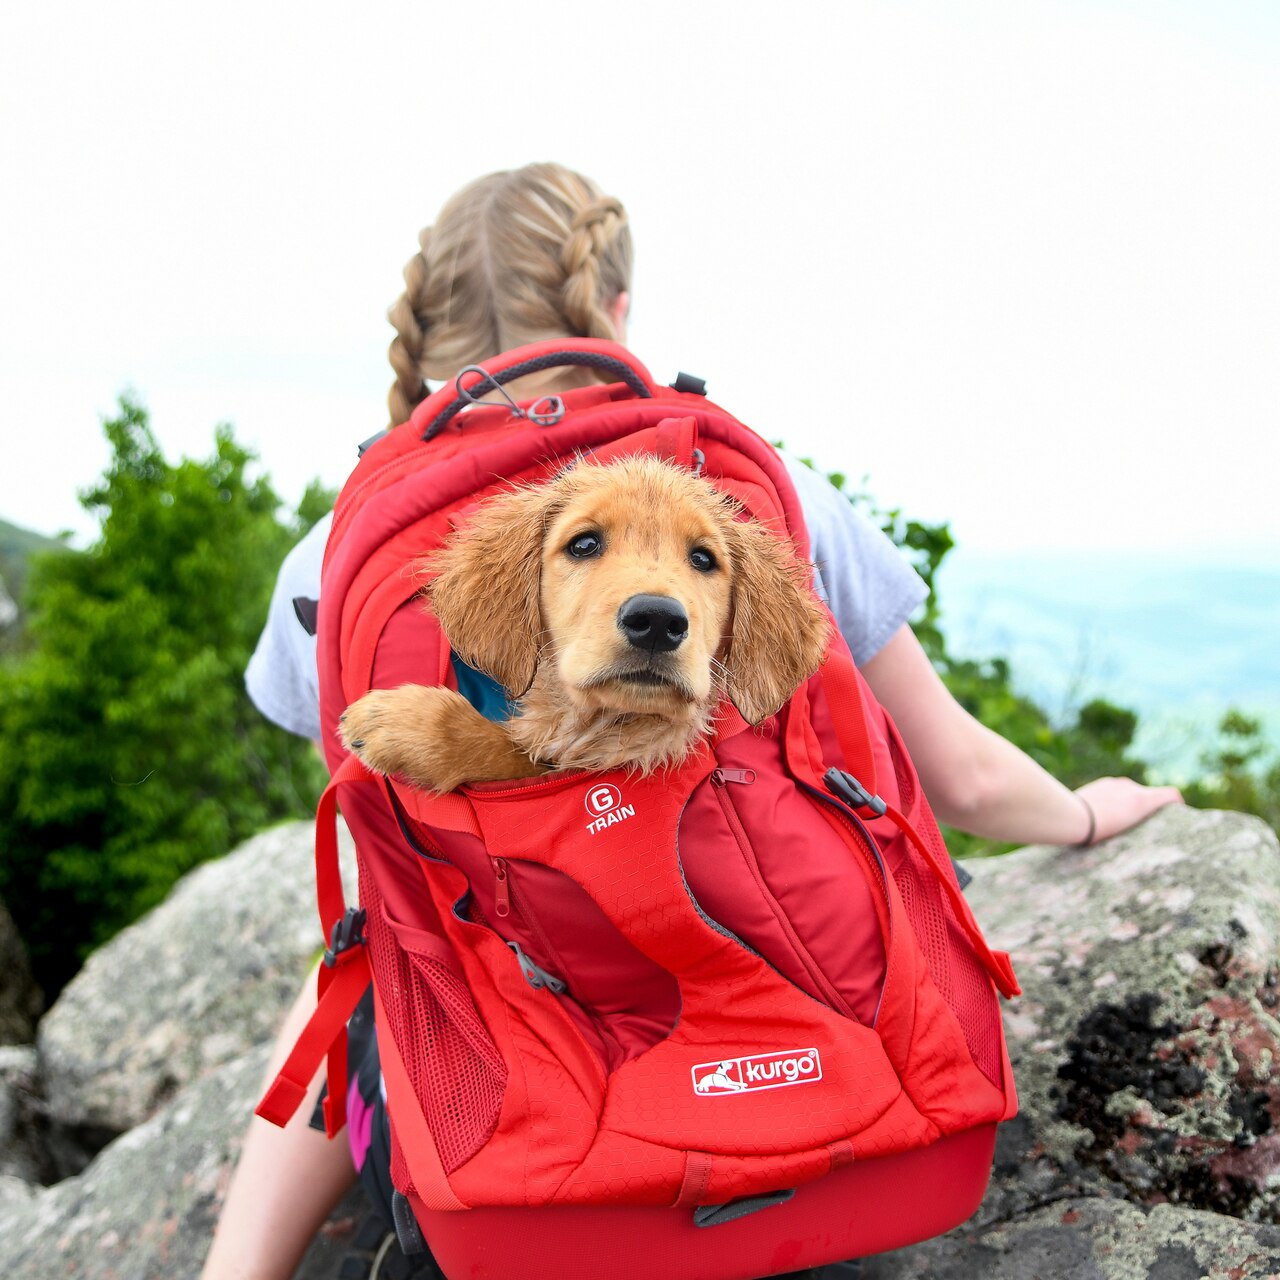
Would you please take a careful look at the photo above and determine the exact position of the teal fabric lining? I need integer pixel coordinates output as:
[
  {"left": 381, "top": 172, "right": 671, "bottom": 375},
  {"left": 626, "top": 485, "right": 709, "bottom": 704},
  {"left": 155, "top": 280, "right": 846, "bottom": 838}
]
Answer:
[{"left": 452, "top": 655, "right": 512, "bottom": 722}]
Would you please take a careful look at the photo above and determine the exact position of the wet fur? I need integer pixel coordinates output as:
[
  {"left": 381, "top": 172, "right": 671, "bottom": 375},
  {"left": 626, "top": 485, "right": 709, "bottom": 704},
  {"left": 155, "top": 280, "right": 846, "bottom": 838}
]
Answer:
[{"left": 340, "top": 455, "right": 829, "bottom": 791}]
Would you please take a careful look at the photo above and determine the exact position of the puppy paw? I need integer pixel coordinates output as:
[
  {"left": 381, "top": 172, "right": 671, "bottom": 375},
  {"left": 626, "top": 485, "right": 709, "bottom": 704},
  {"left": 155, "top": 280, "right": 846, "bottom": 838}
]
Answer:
[
  {"left": 340, "top": 688, "right": 402, "bottom": 774},
  {"left": 339, "top": 685, "right": 461, "bottom": 787},
  {"left": 340, "top": 684, "right": 521, "bottom": 792}
]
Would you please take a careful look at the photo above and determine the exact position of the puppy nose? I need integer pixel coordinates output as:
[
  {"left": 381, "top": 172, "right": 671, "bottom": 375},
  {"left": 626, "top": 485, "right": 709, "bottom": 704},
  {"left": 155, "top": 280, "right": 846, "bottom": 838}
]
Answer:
[{"left": 618, "top": 594, "right": 689, "bottom": 652}]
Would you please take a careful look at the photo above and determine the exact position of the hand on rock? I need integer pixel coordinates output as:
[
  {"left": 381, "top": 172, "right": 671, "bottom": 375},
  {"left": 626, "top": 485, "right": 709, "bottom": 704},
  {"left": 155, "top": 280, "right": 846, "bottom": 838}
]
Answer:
[{"left": 1075, "top": 776, "right": 1184, "bottom": 845}]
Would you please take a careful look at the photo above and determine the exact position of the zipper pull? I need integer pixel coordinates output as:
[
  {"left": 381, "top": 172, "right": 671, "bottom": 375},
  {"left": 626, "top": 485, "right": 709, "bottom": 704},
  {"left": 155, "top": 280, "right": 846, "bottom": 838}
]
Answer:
[
  {"left": 507, "top": 942, "right": 568, "bottom": 995},
  {"left": 492, "top": 858, "right": 511, "bottom": 918},
  {"left": 711, "top": 768, "right": 757, "bottom": 786}
]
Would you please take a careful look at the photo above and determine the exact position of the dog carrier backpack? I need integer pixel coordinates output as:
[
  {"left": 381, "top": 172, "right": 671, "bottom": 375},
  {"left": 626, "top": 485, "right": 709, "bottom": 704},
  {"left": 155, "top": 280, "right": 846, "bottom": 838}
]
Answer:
[{"left": 258, "top": 340, "right": 1020, "bottom": 1279}]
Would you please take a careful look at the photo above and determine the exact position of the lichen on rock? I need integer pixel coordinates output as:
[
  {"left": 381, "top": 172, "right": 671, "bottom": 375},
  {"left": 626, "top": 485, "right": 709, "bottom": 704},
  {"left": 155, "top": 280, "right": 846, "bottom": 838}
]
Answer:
[{"left": 963, "top": 806, "right": 1280, "bottom": 1225}]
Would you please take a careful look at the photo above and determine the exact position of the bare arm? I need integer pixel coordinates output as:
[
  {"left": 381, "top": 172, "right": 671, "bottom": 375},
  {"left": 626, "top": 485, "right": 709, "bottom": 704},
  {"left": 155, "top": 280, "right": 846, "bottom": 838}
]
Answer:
[{"left": 860, "top": 625, "right": 1183, "bottom": 846}]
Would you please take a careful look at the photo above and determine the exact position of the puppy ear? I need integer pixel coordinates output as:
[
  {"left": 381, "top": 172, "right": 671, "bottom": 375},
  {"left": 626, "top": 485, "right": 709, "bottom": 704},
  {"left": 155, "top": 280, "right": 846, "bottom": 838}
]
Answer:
[
  {"left": 723, "top": 519, "right": 831, "bottom": 725},
  {"left": 427, "top": 483, "right": 557, "bottom": 695}
]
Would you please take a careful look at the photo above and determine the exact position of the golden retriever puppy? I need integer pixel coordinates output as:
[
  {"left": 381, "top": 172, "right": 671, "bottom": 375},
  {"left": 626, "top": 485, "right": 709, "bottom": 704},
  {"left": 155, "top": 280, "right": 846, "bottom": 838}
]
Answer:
[{"left": 340, "top": 455, "right": 829, "bottom": 791}]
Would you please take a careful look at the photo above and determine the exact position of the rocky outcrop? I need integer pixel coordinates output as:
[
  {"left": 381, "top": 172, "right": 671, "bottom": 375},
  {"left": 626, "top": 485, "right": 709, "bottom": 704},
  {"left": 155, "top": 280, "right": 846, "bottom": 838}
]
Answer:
[
  {"left": 0, "top": 898, "right": 42, "bottom": 1046},
  {"left": 38, "top": 820, "right": 354, "bottom": 1136},
  {"left": 0, "top": 805, "right": 1275, "bottom": 1279},
  {"left": 864, "top": 1198, "right": 1280, "bottom": 1278},
  {"left": 967, "top": 806, "right": 1279, "bottom": 1224},
  {"left": 0, "top": 1044, "right": 270, "bottom": 1277},
  {"left": 0, "top": 1047, "right": 46, "bottom": 1185},
  {"left": 863, "top": 804, "right": 1280, "bottom": 1279}
]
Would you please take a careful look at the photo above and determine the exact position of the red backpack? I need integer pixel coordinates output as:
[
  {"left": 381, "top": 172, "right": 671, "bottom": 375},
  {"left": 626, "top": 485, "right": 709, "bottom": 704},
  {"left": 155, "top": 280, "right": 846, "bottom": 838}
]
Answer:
[{"left": 258, "top": 341, "right": 1020, "bottom": 1280}]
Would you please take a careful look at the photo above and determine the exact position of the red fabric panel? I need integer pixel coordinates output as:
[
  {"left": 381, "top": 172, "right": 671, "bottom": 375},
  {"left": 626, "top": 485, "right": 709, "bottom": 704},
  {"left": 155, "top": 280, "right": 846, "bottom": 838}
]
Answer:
[{"left": 418, "top": 1125, "right": 997, "bottom": 1280}]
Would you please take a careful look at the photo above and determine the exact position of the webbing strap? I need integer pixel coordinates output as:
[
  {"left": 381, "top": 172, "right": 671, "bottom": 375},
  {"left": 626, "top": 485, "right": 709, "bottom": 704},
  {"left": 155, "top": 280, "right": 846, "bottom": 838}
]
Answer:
[
  {"left": 256, "top": 946, "right": 372, "bottom": 1132},
  {"left": 256, "top": 755, "right": 379, "bottom": 1135},
  {"left": 674, "top": 1152, "right": 714, "bottom": 1208},
  {"left": 883, "top": 803, "right": 1021, "bottom": 999},
  {"left": 314, "top": 754, "right": 371, "bottom": 936},
  {"left": 817, "top": 643, "right": 878, "bottom": 792},
  {"left": 653, "top": 415, "right": 699, "bottom": 469}
]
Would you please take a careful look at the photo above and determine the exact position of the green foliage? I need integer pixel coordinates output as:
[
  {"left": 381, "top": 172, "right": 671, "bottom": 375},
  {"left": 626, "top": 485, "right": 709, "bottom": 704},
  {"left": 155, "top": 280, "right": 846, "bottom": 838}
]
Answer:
[
  {"left": 0, "top": 399, "right": 327, "bottom": 998},
  {"left": 1183, "top": 712, "right": 1280, "bottom": 834},
  {"left": 813, "top": 463, "right": 1160, "bottom": 857}
]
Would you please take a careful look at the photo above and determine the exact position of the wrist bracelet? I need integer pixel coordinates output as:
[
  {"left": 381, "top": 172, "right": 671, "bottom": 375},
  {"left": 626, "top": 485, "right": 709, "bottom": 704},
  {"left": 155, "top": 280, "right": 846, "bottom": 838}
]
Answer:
[{"left": 1076, "top": 795, "right": 1097, "bottom": 847}]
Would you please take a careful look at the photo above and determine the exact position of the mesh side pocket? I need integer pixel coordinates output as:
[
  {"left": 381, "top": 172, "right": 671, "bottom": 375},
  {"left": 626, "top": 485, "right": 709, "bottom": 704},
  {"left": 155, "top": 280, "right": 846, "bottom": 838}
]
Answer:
[
  {"left": 894, "top": 805, "right": 1003, "bottom": 1089},
  {"left": 365, "top": 885, "right": 508, "bottom": 1175},
  {"left": 940, "top": 890, "right": 1002, "bottom": 1085},
  {"left": 894, "top": 857, "right": 951, "bottom": 1003},
  {"left": 920, "top": 803, "right": 1002, "bottom": 1088}
]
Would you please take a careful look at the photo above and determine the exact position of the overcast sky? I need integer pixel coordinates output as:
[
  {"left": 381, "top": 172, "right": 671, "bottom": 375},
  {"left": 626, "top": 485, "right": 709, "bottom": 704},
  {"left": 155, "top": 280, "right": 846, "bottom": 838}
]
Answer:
[{"left": 2, "top": 0, "right": 1277, "bottom": 560}]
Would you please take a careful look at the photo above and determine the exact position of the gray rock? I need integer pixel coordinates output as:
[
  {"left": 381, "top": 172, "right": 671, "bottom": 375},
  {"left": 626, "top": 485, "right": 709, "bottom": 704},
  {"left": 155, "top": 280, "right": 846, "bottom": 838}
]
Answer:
[
  {"left": 38, "top": 820, "right": 355, "bottom": 1135},
  {"left": 0, "top": 1047, "right": 47, "bottom": 1184},
  {"left": 863, "top": 1197, "right": 1280, "bottom": 1279},
  {"left": 962, "top": 805, "right": 1280, "bottom": 1224},
  {"left": 0, "top": 1041, "right": 370, "bottom": 1280},
  {"left": 0, "top": 1043, "right": 262, "bottom": 1277},
  {"left": 0, "top": 897, "right": 42, "bottom": 1045}
]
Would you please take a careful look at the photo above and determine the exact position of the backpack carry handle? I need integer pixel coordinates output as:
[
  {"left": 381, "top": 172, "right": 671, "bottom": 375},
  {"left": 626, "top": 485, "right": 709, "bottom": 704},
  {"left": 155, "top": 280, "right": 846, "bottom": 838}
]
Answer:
[{"left": 416, "top": 339, "right": 658, "bottom": 441}]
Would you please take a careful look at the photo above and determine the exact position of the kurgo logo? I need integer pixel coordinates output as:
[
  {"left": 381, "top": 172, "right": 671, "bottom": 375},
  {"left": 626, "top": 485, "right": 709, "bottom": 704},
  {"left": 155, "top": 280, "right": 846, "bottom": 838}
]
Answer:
[
  {"left": 691, "top": 1049, "right": 823, "bottom": 1096},
  {"left": 584, "top": 783, "right": 635, "bottom": 835}
]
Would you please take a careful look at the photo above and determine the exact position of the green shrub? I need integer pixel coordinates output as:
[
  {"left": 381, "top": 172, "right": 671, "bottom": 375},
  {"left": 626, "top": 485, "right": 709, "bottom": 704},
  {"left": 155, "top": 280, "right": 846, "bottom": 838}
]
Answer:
[{"left": 0, "top": 399, "right": 329, "bottom": 998}]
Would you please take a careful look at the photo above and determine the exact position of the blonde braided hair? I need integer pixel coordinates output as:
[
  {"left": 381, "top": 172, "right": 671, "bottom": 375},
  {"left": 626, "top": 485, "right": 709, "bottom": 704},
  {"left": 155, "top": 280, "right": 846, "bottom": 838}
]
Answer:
[
  {"left": 386, "top": 164, "right": 633, "bottom": 426},
  {"left": 560, "top": 196, "right": 630, "bottom": 341}
]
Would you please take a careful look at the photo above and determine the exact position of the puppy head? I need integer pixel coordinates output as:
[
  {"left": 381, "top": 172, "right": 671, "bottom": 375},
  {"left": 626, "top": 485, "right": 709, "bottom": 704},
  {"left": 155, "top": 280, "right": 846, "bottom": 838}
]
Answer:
[{"left": 427, "top": 455, "right": 830, "bottom": 725}]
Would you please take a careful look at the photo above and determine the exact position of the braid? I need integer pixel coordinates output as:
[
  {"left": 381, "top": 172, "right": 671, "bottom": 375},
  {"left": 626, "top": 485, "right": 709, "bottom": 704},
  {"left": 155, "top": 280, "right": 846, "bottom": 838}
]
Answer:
[
  {"left": 383, "top": 166, "right": 635, "bottom": 417},
  {"left": 559, "top": 196, "right": 629, "bottom": 340},
  {"left": 386, "top": 226, "right": 433, "bottom": 427}
]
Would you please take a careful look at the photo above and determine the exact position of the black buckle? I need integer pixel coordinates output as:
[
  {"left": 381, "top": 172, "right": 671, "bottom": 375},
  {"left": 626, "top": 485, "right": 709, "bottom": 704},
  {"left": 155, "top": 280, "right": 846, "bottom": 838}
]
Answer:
[
  {"left": 824, "top": 767, "right": 887, "bottom": 817},
  {"left": 323, "top": 906, "right": 367, "bottom": 967},
  {"left": 671, "top": 371, "right": 708, "bottom": 396}
]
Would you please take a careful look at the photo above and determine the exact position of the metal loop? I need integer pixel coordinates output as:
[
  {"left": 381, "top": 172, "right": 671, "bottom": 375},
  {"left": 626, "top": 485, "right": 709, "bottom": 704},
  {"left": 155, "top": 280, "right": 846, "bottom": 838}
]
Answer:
[
  {"left": 527, "top": 395, "right": 566, "bottom": 427},
  {"left": 455, "top": 364, "right": 524, "bottom": 416}
]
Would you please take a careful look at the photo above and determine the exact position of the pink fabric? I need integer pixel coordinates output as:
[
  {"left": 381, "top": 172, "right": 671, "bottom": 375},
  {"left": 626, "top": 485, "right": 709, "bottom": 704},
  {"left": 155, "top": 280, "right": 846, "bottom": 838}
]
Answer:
[{"left": 346, "top": 1074, "right": 374, "bottom": 1172}]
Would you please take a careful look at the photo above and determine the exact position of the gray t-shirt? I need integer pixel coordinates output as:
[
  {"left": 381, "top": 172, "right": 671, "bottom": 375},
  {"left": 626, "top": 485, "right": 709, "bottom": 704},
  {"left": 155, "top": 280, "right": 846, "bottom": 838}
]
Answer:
[{"left": 245, "top": 454, "right": 927, "bottom": 741}]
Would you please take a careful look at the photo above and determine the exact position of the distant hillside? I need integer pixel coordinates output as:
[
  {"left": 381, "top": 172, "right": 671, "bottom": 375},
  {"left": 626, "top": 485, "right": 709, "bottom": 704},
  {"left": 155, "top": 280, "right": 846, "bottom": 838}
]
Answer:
[
  {"left": 936, "top": 546, "right": 1280, "bottom": 777},
  {"left": 0, "top": 517, "right": 72, "bottom": 630}
]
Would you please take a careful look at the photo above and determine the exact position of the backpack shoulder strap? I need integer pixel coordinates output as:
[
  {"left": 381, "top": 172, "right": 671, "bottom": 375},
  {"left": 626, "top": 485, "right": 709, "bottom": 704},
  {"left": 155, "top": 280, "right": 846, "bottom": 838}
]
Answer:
[{"left": 256, "top": 755, "right": 375, "bottom": 1136}]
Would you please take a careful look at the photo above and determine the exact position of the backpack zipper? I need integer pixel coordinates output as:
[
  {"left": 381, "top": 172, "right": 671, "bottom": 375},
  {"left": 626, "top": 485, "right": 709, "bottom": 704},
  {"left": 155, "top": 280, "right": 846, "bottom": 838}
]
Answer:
[
  {"left": 492, "top": 857, "right": 511, "bottom": 918},
  {"left": 490, "top": 857, "right": 573, "bottom": 994},
  {"left": 463, "top": 770, "right": 592, "bottom": 800},
  {"left": 798, "top": 781, "right": 894, "bottom": 1027},
  {"left": 331, "top": 448, "right": 427, "bottom": 538},
  {"left": 709, "top": 768, "right": 857, "bottom": 1021}
]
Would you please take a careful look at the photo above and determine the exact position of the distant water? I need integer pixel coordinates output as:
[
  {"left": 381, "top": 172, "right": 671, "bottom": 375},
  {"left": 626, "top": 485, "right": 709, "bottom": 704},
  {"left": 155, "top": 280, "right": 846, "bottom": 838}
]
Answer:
[{"left": 933, "top": 548, "right": 1280, "bottom": 780}]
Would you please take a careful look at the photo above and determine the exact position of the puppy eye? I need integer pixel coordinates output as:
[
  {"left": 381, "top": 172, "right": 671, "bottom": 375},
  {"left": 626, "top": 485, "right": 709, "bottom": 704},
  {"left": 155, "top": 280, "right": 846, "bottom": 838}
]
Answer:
[
  {"left": 689, "top": 547, "right": 717, "bottom": 572},
  {"left": 566, "top": 532, "right": 603, "bottom": 559}
]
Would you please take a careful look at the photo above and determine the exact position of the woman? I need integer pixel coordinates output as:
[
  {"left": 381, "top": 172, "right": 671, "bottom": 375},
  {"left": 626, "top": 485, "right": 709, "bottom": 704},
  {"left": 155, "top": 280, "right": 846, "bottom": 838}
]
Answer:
[{"left": 206, "top": 162, "right": 1180, "bottom": 1280}]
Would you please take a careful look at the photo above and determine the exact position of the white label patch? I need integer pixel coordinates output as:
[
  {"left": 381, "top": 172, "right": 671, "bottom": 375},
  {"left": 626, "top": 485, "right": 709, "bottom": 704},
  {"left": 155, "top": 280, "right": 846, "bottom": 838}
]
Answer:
[
  {"left": 691, "top": 1048, "right": 823, "bottom": 1096},
  {"left": 584, "top": 783, "right": 636, "bottom": 835}
]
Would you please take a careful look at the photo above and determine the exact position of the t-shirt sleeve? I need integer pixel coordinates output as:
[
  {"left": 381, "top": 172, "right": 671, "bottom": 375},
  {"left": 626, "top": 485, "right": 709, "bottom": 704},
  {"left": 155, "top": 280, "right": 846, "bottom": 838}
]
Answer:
[
  {"left": 780, "top": 453, "right": 928, "bottom": 666},
  {"left": 244, "top": 514, "right": 331, "bottom": 741}
]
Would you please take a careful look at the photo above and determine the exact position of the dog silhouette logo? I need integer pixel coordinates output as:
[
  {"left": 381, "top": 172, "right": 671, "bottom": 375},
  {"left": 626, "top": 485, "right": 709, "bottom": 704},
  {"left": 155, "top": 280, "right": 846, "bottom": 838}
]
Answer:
[
  {"left": 691, "top": 1049, "right": 823, "bottom": 1096},
  {"left": 693, "top": 1061, "right": 748, "bottom": 1094}
]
